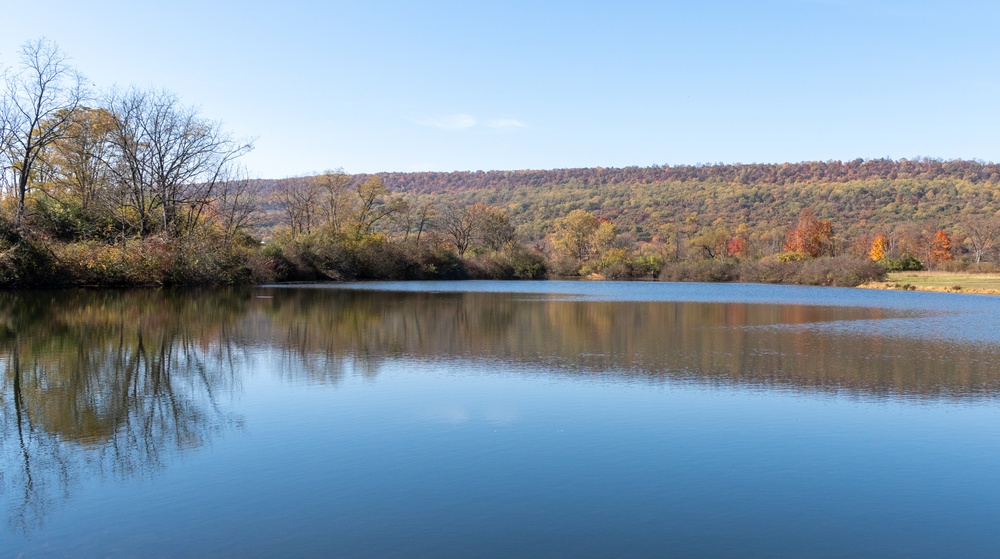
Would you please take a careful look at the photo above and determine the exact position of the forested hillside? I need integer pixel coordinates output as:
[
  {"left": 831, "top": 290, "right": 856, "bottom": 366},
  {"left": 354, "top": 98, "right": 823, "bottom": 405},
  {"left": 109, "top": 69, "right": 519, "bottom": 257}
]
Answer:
[{"left": 359, "top": 159, "right": 1000, "bottom": 242}]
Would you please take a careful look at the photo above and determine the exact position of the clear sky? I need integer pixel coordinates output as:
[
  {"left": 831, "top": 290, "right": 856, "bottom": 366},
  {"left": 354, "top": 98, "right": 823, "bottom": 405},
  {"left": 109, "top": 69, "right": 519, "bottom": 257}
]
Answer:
[{"left": 3, "top": 0, "right": 998, "bottom": 178}]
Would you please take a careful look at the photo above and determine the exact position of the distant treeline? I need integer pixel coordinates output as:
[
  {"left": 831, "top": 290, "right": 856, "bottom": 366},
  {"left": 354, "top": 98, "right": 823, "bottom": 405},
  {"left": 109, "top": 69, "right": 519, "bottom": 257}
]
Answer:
[
  {"left": 368, "top": 158, "right": 1000, "bottom": 193},
  {"left": 341, "top": 160, "right": 1000, "bottom": 243}
]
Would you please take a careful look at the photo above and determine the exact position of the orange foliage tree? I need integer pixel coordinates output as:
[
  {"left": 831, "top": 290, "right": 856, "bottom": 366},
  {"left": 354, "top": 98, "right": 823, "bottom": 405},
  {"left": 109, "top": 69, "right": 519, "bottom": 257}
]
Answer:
[
  {"left": 930, "top": 230, "right": 953, "bottom": 264},
  {"left": 783, "top": 209, "right": 834, "bottom": 258}
]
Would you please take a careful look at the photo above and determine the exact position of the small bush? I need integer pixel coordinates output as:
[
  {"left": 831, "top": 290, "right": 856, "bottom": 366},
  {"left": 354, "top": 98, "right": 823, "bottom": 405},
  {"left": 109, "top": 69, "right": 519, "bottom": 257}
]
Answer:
[
  {"left": 467, "top": 254, "right": 515, "bottom": 279},
  {"left": 936, "top": 260, "right": 968, "bottom": 272},
  {"left": 794, "top": 256, "right": 886, "bottom": 286},
  {"left": 601, "top": 261, "right": 634, "bottom": 280},
  {"left": 659, "top": 260, "right": 738, "bottom": 282},
  {"left": 265, "top": 233, "right": 352, "bottom": 281},
  {"left": 49, "top": 235, "right": 274, "bottom": 287},
  {"left": 352, "top": 237, "right": 411, "bottom": 280},
  {"left": 881, "top": 253, "right": 922, "bottom": 272},
  {"left": 413, "top": 245, "right": 468, "bottom": 279},
  {"left": 965, "top": 262, "right": 1000, "bottom": 274},
  {"left": 549, "top": 255, "right": 583, "bottom": 277},
  {"left": 0, "top": 237, "right": 57, "bottom": 286},
  {"left": 656, "top": 256, "right": 884, "bottom": 287},
  {"left": 509, "top": 247, "right": 547, "bottom": 279},
  {"left": 774, "top": 251, "right": 807, "bottom": 262},
  {"left": 736, "top": 259, "right": 800, "bottom": 284},
  {"left": 632, "top": 254, "right": 664, "bottom": 279}
]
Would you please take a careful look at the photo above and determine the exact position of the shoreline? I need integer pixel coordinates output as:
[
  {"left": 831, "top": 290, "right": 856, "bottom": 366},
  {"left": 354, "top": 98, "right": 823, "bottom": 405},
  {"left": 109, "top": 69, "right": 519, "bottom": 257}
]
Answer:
[{"left": 859, "top": 271, "right": 1000, "bottom": 296}]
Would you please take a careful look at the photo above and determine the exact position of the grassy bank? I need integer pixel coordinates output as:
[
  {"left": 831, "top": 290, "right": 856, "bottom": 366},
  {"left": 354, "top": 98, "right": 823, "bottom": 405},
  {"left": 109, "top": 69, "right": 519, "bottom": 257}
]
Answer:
[{"left": 861, "top": 271, "right": 1000, "bottom": 294}]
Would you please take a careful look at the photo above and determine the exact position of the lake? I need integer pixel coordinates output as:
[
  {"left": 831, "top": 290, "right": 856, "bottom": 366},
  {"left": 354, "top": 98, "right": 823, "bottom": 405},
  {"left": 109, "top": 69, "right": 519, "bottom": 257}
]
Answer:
[{"left": 2, "top": 281, "right": 1000, "bottom": 558}]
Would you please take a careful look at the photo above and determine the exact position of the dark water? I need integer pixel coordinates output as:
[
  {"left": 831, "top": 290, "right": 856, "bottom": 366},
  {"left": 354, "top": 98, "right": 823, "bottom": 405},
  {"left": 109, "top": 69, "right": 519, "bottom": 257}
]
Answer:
[{"left": 2, "top": 281, "right": 1000, "bottom": 558}]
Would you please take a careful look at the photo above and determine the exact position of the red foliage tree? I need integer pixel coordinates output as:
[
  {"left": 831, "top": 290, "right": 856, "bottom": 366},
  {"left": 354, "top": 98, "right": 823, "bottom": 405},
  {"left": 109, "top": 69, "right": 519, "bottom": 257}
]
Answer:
[{"left": 726, "top": 236, "right": 748, "bottom": 258}]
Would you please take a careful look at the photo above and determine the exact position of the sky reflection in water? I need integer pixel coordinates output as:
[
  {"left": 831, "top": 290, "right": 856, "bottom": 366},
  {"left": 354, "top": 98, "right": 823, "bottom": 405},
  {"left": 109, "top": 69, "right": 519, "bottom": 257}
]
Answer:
[{"left": 2, "top": 282, "right": 999, "bottom": 558}]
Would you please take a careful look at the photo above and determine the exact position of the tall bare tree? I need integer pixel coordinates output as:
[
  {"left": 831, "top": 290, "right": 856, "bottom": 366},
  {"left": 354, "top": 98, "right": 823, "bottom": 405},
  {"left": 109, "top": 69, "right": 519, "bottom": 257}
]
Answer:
[
  {"left": 394, "top": 195, "right": 436, "bottom": 244},
  {"left": 271, "top": 176, "right": 322, "bottom": 235},
  {"left": 959, "top": 215, "right": 1000, "bottom": 263},
  {"left": 215, "top": 166, "right": 263, "bottom": 246},
  {"left": 314, "top": 169, "right": 353, "bottom": 235},
  {"left": 440, "top": 203, "right": 497, "bottom": 257},
  {"left": 103, "top": 87, "right": 252, "bottom": 238},
  {"left": 477, "top": 206, "right": 517, "bottom": 252},
  {"left": 1, "top": 39, "right": 86, "bottom": 229}
]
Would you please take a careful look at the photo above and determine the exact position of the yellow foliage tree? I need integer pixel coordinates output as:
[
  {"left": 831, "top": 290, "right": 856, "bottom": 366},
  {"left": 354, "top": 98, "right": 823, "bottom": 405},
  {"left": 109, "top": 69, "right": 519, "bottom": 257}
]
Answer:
[{"left": 869, "top": 234, "right": 889, "bottom": 261}]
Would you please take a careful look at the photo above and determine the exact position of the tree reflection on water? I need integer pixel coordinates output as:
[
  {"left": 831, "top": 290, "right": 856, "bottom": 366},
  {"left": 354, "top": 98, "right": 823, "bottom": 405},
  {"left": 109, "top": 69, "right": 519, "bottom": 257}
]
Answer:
[
  {"left": 252, "top": 288, "right": 1000, "bottom": 397},
  {"left": 2, "top": 284, "right": 999, "bottom": 531},
  {"left": 0, "top": 289, "right": 248, "bottom": 532}
]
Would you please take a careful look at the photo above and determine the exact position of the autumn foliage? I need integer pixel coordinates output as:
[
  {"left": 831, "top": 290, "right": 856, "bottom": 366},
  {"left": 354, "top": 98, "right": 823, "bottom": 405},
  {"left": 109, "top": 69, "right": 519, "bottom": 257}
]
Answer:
[
  {"left": 869, "top": 234, "right": 889, "bottom": 261},
  {"left": 783, "top": 209, "right": 834, "bottom": 258},
  {"left": 930, "top": 230, "right": 953, "bottom": 264}
]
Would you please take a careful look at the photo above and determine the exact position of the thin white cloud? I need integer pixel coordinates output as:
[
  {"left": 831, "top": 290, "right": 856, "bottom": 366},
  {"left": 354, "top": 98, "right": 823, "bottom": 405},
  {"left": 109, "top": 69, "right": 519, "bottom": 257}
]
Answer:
[
  {"left": 408, "top": 114, "right": 528, "bottom": 131},
  {"left": 408, "top": 114, "right": 477, "bottom": 130},
  {"left": 486, "top": 118, "right": 528, "bottom": 130}
]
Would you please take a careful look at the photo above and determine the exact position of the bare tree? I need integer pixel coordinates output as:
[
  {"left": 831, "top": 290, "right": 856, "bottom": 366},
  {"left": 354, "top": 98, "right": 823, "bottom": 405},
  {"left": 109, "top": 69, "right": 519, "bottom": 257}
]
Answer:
[
  {"left": 959, "top": 215, "right": 1000, "bottom": 263},
  {"left": 215, "top": 167, "right": 263, "bottom": 245},
  {"left": 103, "top": 87, "right": 252, "bottom": 238},
  {"left": 412, "top": 200, "right": 435, "bottom": 245},
  {"left": 477, "top": 206, "right": 517, "bottom": 252},
  {"left": 352, "top": 175, "right": 407, "bottom": 239},
  {"left": 440, "top": 203, "right": 491, "bottom": 257},
  {"left": 394, "top": 196, "right": 435, "bottom": 244},
  {"left": 314, "top": 169, "right": 353, "bottom": 235},
  {"left": 0, "top": 39, "right": 86, "bottom": 229},
  {"left": 271, "top": 176, "right": 322, "bottom": 235}
]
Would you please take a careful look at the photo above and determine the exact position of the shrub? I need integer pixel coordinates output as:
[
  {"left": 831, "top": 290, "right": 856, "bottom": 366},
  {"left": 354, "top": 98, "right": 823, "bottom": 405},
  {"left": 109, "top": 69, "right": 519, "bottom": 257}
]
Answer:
[
  {"left": 774, "top": 251, "right": 806, "bottom": 262},
  {"left": 736, "top": 259, "right": 800, "bottom": 284},
  {"left": 793, "top": 256, "right": 886, "bottom": 286},
  {"left": 601, "top": 261, "right": 634, "bottom": 280},
  {"left": 467, "top": 254, "right": 515, "bottom": 279},
  {"left": 549, "top": 255, "right": 583, "bottom": 277},
  {"left": 655, "top": 256, "right": 885, "bottom": 287},
  {"left": 881, "top": 253, "right": 922, "bottom": 272},
  {"left": 659, "top": 260, "right": 738, "bottom": 282},
  {"left": 0, "top": 237, "right": 57, "bottom": 286},
  {"left": 509, "top": 247, "right": 547, "bottom": 279},
  {"left": 936, "top": 260, "right": 968, "bottom": 272},
  {"left": 412, "top": 244, "right": 468, "bottom": 279},
  {"left": 633, "top": 254, "right": 664, "bottom": 279},
  {"left": 965, "top": 262, "right": 1000, "bottom": 274},
  {"left": 352, "top": 237, "right": 411, "bottom": 280},
  {"left": 265, "top": 233, "right": 352, "bottom": 281}
]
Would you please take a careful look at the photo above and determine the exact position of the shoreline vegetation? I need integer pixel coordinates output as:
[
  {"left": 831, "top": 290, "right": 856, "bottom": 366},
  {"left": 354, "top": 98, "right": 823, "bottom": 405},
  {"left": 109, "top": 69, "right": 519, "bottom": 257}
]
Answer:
[{"left": 3, "top": 40, "right": 1000, "bottom": 291}]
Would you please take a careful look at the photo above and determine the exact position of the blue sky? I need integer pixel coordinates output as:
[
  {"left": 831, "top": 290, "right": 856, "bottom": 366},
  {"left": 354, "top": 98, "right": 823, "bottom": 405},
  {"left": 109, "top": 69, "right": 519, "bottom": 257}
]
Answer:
[{"left": 3, "top": 0, "right": 999, "bottom": 177}]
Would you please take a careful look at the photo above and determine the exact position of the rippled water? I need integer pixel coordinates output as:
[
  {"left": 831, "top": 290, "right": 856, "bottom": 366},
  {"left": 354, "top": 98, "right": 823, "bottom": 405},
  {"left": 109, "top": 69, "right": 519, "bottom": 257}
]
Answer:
[{"left": 2, "top": 281, "right": 1000, "bottom": 557}]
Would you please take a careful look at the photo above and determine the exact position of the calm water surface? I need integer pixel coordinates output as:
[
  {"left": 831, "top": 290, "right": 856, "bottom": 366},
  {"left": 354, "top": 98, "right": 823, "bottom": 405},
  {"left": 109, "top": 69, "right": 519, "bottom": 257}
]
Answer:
[{"left": 2, "top": 281, "right": 1000, "bottom": 557}]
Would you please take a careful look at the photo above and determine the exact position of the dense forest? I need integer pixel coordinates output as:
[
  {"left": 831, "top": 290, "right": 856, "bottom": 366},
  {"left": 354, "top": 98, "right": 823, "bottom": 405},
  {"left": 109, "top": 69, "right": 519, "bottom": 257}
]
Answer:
[
  {"left": 2, "top": 39, "right": 999, "bottom": 288},
  {"left": 365, "top": 160, "right": 1000, "bottom": 241}
]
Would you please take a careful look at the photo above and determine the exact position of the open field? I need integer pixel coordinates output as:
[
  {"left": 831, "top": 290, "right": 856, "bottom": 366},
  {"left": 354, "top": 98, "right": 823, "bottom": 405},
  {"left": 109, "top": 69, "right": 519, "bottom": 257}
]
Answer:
[{"left": 861, "top": 271, "right": 1000, "bottom": 295}]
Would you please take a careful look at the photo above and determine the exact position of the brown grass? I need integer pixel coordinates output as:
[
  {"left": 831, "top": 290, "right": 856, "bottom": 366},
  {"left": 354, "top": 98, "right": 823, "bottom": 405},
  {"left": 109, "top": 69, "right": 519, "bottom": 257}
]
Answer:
[{"left": 860, "top": 271, "right": 1000, "bottom": 295}]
